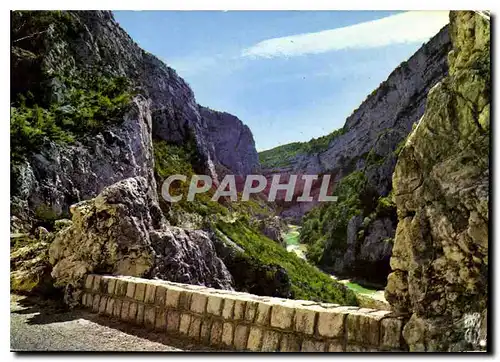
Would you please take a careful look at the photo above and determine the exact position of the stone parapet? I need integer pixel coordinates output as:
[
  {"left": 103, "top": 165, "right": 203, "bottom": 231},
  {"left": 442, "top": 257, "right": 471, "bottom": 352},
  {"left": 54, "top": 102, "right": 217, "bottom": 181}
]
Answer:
[{"left": 81, "top": 275, "right": 407, "bottom": 352}]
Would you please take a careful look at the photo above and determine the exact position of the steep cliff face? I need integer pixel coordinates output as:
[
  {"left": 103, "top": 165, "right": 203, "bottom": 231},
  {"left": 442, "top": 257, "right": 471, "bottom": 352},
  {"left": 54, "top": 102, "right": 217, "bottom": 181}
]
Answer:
[
  {"left": 272, "top": 25, "right": 451, "bottom": 283},
  {"left": 262, "top": 25, "right": 450, "bottom": 218},
  {"left": 200, "top": 106, "right": 260, "bottom": 176},
  {"left": 11, "top": 10, "right": 259, "bottom": 230},
  {"left": 386, "top": 11, "right": 489, "bottom": 351}
]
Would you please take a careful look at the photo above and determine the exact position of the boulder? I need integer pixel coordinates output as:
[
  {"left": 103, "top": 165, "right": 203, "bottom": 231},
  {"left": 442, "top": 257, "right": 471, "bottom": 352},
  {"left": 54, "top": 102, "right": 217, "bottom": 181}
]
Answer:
[{"left": 49, "top": 177, "right": 233, "bottom": 306}]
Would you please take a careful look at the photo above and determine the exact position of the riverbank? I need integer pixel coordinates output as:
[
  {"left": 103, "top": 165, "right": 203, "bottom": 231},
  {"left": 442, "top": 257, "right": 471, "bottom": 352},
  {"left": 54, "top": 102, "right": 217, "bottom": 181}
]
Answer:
[{"left": 282, "top": 225, "right": 389, "bottom": 309}]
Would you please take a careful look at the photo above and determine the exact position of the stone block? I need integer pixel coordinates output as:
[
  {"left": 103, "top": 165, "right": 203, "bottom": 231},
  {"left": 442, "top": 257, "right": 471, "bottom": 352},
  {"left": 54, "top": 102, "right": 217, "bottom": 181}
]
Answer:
[
  {"left": 113, "top": 299, "right": 123, "bottom": 318},
  {"left": 221, "top": 322, "right": 234, "bottom": 347},
  {"left": 82, "top": 293, "right": 92, "bottom": 307},
  {"left": 136, "top": 304, "right": 145, "bottom": 325},
  {"left": 233, "top": 299, "right": 247, "bottom": 320},
  {"left": 155, "top": 308, "right": 167, "bottom": 330},
  {"left": 105, "top": 298, "right": 115, "bottom": 316},
  {"left": 380, "top": 318, "right": 403, "bottom": 349},
  {"left": 134, "top": 282, "right": 146, "bottom": 302},
  {"left": 255, "top": 302, "right": 272, "bottom": 326},
  {"left": 92, "top": 275, "right": 101, "bottom": 292},
  {"left": 327, "top": 341, "right": 344, "bottom": 352},
  {"left": 316, "top": 309, "right": 346, "bottom": 338},
  {"left": 222, "top": 299, "right": 235, "bottom": 319},
  {"left": 144, "top": 283, "right": 157, "bottom": 304},
  {"left": 178, "top": 291, "right": 193, "bottom": 310},
  {"left": 84, "top": 275, "right": 94, "bottom": 290},
  {"left": 280, "top": 333, "right": 301, "bottom": 352},
  {"left": 270, "top": 304, "right": 295, "bottom": 330},
  {"left": 165, "top": 287, "right": 181, "bottom": 309},
  {"left": 302, "top": 339, "right": 326, "bottom": 352},
  {"left": 206, "top": 295, "right": 224, "bottom": 316},
  {"left": 166, "top": 310, "right": 180, "bottom": 333},
  {"left": 99, "top": 277, "right": 109, "bottom": 294},
  {"left": 245, "top": 301, "right": 258, "bottom": 323},
  {"left": 234, "top": 324, "right": 249, "bottom": 351},
  {"left": 190, "top": 293, "right": 208, "bottom": 314},
  {"left": 210, "top": 320, "right": 223, "bottom": 346},
  {"left": 155, "top": 286, "right": 167, "bottom": 306},
  {"left": 346, "top": 313, "right": 380, "bottom": 347},
  {"left": 294, "top": 308, "right": 318, "bottom": 335},
  {"left": 99, "top": 296, "right": 108, "bottom": 314},
  {"left": 92, "top": 294, "right": 101, "bottom": 312},
  {"left": 107, "top": 278, "right": 117, "bottom": 295},
  {"left": 188, "top": 316, "right": 202, "bottom": 340},
  {"left": 114, "top": 279, "right": 128, "bottom": 297},
  {"left": 261, "top": 330, "right": 281, "bottom": 352},
  {"left": 179, "top": 313, "right": 191, "bottom": 335},
  {"left": 120, "top": 301, "right": 130, "bottom": 320},
  {"left": 129, "top": 302, "right": 138, "bottom": 322},
  {"left": 247, "top": 326, "right": 264, "bottom": 351},
  {"left": 200, "top": 320, "right": 212, "bottom": 344},
  {"left": 346, "top": 345, "right": 377, "bottom": 352},
  {"left": 126, "top": 281, "right": 136, "bottom": 299}
]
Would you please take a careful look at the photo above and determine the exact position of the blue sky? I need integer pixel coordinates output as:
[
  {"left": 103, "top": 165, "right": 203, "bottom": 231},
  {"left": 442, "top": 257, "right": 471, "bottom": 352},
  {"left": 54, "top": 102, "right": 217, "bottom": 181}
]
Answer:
[{"left": 114, "top": 11, "right": 449, "bottom": 151}]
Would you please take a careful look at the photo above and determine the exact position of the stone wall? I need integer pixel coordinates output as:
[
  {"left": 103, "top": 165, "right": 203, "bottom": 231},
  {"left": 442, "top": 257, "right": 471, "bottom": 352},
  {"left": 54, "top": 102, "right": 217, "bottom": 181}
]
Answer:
[{"left": 81, "top": 274, "right": 407, "bottom": 352}]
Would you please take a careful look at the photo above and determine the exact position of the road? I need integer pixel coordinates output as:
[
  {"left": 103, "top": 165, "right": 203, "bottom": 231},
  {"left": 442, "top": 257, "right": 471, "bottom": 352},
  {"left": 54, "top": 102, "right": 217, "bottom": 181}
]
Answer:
[{"left": 10, "top": 294, "right": 218, "bottom": 352}]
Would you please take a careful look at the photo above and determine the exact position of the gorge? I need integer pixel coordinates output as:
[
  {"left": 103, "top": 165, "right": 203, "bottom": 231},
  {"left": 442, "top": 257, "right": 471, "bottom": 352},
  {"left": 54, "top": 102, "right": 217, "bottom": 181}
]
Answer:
[{"left": 10, "top": 10, "right": 490, "bottom": 352}]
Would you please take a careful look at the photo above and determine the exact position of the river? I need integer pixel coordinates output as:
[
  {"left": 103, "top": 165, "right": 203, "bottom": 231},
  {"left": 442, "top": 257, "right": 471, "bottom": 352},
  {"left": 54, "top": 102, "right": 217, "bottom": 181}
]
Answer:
[{"left": 283, "top": 224, "right": 388, "bottom": 307}]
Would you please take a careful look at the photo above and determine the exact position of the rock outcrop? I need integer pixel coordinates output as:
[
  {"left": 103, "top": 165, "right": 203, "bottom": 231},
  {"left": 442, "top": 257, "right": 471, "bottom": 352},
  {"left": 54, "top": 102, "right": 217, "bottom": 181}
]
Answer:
[
  {"left": 49, "top": 177, "right": 234, "bottom": 306},
  {"left": 385, "top": 11, "right": 489, "bottom": 351},
  {"left": 200, "top": 106, "right": 260, "bottom": 177},
  {"left": 11, "top": 96, "right": 157, "bottom": 229}
]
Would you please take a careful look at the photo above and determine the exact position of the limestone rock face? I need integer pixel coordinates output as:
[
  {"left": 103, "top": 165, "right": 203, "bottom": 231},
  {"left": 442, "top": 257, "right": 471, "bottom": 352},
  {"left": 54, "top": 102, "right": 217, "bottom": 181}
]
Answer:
[
  {"left": 49, "top": 177, "right": 233, "bottom": 306},
  {"left": 200, "top": 106, "right": 260, "bottom": 177},
  {"left": 11, "top": 10, "right": 260, "bottom": 230},
  {"left": 263, "top": 25, "right": 450, "bottom": 215},
  {"left": 149, "top": 228, "right": 234, "bottom": 290},
  {"left": 385, "top": 11, "right": 489, "bottom": 351},
  {"left": 12, "top": 96, "right": 157, "bottom": 228},
  {"left": 261, "top": 25, "right": 451, "bottom": 280}
]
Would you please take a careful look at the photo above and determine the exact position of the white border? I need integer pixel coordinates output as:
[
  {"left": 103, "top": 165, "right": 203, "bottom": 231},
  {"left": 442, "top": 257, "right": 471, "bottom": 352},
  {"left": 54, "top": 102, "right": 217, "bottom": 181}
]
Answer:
[{"left": 1, "top": 1, "right": 499, "bottom": 360}]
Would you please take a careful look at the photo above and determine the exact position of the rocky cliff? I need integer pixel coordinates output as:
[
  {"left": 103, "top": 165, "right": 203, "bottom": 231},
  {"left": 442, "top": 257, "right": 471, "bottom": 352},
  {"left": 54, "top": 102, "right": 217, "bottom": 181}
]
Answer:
[
  {"left": 10, "top": 10, "right": 356, "bottom": 307},
  {"left": 385, "top": 11, "right": 489, "bottom": 351},
  {"left": 11, "top": 10, "right": 259, "bottom": 230},
  {"left": 200, "top": 106, "right": 260, "bottom": 177},
  {"left": 273, "top": 24, "right": 451, "bottom": 283}
]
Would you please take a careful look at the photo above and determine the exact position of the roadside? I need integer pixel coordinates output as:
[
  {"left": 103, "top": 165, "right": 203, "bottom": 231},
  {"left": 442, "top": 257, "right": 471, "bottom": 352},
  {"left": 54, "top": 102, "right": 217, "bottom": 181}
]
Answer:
[{"left": 10, "top": 294, "right": 221, "bottom": 352}]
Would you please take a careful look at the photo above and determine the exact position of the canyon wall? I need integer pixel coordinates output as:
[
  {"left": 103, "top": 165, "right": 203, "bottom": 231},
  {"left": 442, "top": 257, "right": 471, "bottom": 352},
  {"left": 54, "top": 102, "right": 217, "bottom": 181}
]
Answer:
[
  {"left": 11, "top": 10, "right": 259, "bottom": 231},
  {"left": 264, "top": 24, "right": 451, "bottom": 283},
  {"left": 386, "top": 11, "right": 489, "bottom": 351}
]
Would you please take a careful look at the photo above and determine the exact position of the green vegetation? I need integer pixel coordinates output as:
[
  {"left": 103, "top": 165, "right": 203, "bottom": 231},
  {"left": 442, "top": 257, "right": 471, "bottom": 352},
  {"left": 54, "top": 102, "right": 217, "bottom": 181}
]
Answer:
[
  {"left": 11, "top": 11, "right": 134, "bottom": 165},
  {"left": 258, "top": 127, "right": 345, "bottom": 169},
  {"left": 344, "top": 281, "right": 377, "bottom": 295},
  {"left": 215, "top": 220, "right": 357, "bottom": 305},
  {"left": 300, "top": 171, "right": 379, "bottom": 265},
  {"left": 11, "top": 74, "right": 132, "bottom": 164},
  {"left": 153, "top": 139, "right": 271, "bottom": 227},
  {"left": 153, "top": 140, "right": 355, "bottom": 305}
]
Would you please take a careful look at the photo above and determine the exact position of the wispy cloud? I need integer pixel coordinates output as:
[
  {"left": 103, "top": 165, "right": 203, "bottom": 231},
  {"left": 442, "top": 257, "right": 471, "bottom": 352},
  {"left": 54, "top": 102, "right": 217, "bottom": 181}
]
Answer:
[{"left": 242, "top": 11, "right": 449, "bottom": 59}]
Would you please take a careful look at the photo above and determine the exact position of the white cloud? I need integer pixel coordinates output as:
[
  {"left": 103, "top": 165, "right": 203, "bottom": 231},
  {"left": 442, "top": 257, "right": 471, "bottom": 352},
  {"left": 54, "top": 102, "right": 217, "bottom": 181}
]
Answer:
[{"left": 242, "top": 11, "right": 449, "bottom": 59}]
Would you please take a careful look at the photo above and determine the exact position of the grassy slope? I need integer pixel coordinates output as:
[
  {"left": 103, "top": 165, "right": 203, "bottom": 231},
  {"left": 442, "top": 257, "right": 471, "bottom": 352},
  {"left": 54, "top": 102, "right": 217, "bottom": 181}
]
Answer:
[
  {"left": 153, "top": 139, "right": 357, "bottom": 306},
  {"left": 258, "top": 127, "right": 345, "bottom": 169},
  {"left": 216, "top": 220, "right": 357, "bottom": 305}
]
